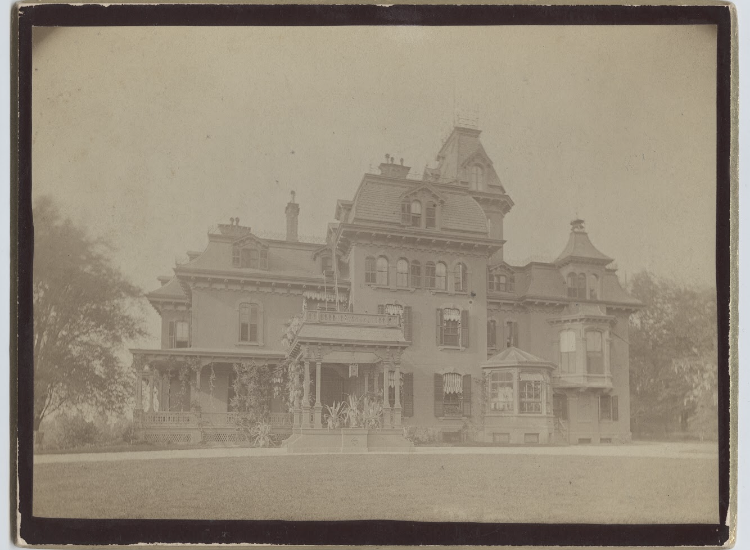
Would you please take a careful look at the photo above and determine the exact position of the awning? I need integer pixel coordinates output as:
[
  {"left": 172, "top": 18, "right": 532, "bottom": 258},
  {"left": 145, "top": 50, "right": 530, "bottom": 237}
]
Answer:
[
  {"left": 443, "top": 372, "right": 463, "bottom": 394},
  {"left": 303, "top": 290, "right": 348, "bottom": 303}
]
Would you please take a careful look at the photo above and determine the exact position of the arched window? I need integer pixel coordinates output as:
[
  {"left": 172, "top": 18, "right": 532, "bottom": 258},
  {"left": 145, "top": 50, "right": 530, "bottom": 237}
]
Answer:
[
  {"left": 426, "top": 202, "right": 437, "bottom": 229},
  {"left": 586, "top": 330, "right": 604, "bottom": 374},
  {"left": 410, "top": 260, "right": 421, "bottom": 288},
  {"left": 559, "top": 329, "right": 576, "bottom": 373},
  {"left": 578, "top": 273, "right": 587, "bottom": 299},
  {"left": 376, "top": 256, "right": 389, "bottom": 286},
  {"left": 425, "top": 262, "right": 436, "bottom": 288},
  {"left": 239, "top": 303, "right": 259, "bottom": 343},
  {"left": 435, "top": 262, "right": 447, "bottom": 290},
  {"left": 566, "top": 273, "right": 578, "bottom": 298},
  {"left": 589, "top": 275, "right": 599, "bottom": 300},
  {"left": 470, "top": 165, "right": 484, "bottom": 190},
  {"left": 410, "top": 200, "right": 422, "bottom": 227},
  {"left": 365, "top": 256, "right": 377, "bottom": 284},
  {"left": 454, "top": 263, "right": 468, "bottom": 292},
  {"left": 396, "top": 258, "right": 409, "bottom": 287}
]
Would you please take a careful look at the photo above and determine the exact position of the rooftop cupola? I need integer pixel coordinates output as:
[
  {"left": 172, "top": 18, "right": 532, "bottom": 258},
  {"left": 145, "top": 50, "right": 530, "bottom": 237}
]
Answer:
[
  {"left": 554, "top": 219, "right": 613, "bottom": 267},
  {"left": 378, "top": 154, "right": 411, "bottom": 179},
  {"left": 285, "top": 190, "right": 300, "bottom": 242}
]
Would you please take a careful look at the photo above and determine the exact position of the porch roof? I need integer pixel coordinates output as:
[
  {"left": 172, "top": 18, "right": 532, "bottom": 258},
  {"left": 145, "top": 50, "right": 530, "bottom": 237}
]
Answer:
[{"left": 130, "top": 347, "right": 286, "bottom": 363}]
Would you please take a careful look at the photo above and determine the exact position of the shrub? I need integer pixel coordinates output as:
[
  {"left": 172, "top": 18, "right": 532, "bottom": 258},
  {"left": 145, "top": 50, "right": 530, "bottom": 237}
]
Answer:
[
  {"left": 57, "top": 414, "right": 100, "bottom": 449},
  {"left": 249, "top": 421, "right": 273, "bottom": 448}
]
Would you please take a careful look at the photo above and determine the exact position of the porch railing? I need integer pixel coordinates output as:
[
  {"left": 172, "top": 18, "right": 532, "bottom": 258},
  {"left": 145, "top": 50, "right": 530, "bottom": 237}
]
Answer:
[
  {"left": 303, "top": 309, "right": 400, "bottom": 327},
  {"left": 142, "top": 411, "right": 293, "bottom": 428}
]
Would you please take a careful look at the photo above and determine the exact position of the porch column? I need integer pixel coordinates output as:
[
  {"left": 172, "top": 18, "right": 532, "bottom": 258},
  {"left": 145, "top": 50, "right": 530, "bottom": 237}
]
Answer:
[
  {"left": 302, "top": 359, "right": 311, "bottom": 428},
  {"left": 393, "top": 360, "right": 402, "bottom": 428},
  {"left": 147, "top": 372, "right": 154, "bottom": 412},
  {"left": 293, "top": 367, "right": 301, "bottom": 428},
  {"left": 314, "top": 359, "right": 323, "bottom": 429},
  {"left": 162, "top": 373, "right": 170, "bottom": 412},
  {"left": 382, "top": 365, "right": 392, "bottom": 429},
  {"left": 135, "top": 367, "right": 143, "bottom": 411}
]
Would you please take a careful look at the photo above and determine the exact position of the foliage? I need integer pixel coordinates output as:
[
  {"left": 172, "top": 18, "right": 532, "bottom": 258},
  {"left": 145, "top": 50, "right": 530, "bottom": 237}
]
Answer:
[
  {"left": 33, "top": 196, "right": 147, "bottom": 431},
  {"left": 403, "top": 426, "right": 442, "bottom": 444},
  {"left": 229, "top": 361, "right": 275, "bottom": 421},
  {"left": 249, "top": 421, "right": 274, "bottom": 448},
  {"left": 628, "top": 271, "right": 718, "bottom": 436},
  {"left": 324, "top": 401, "right": 346, "bottom": 430},
  {"left": 55, "top": 413, "right": 100, "bottom": 449},
  {"left": 280, "top": 314, "right": 304, "bottom": 350},
  {"left": 341, "top": 394, "right": 383, "bottom": 429}
]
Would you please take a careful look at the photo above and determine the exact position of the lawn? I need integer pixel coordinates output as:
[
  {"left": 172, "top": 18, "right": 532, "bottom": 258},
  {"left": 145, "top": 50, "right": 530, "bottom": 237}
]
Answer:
[{"left": 33, "top": 453, "right": 718, "bottom": 523}]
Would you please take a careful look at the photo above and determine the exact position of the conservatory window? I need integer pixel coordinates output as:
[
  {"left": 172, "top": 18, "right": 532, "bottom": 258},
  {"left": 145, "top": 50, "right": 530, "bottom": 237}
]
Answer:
[
  {"left": 519, "top": 372, "right": 543, "bottom": 414},
  {"left": 489, "top": 371, "right": 514, "bottom": 412}
]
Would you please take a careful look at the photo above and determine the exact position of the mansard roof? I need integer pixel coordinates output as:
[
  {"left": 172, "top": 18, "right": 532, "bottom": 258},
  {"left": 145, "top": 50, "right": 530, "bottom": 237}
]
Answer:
[
  {"left": 351, "top": 179, "right": 489, "bottom": 234},
  {"left": 555, "top": 221, "right": 613, "bottom": 266},
  {"left": 400, "top": 183, "right": 447, "bottom": 203},
  {"left": 148, "top": 276, "right": 187, "bottom": 301},
  {"left": 429, "top": 125, "right": 506, "bottom": 192}
]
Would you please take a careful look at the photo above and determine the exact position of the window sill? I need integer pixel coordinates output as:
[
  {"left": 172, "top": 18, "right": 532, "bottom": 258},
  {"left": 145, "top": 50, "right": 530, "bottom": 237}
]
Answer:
[
  {"left": 431, "top": 289, "right": 469, "bottom": 296},
  {"left": 438, "top": 345, "right": 466, "bottom": 352},
  {"left": 236, "top": 341, "right": 262, "bottom": 347},
  {"left": 438, "top": 416, "right": 470, "bottom": 421}
]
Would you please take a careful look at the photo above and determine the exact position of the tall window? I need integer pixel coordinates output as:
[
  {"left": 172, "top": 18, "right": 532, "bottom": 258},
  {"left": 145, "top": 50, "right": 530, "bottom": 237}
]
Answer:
[
  {"left": 249, "top": 249, "right": 259, "bottom": 269},
  {"left": 589, "top": 275, "right": 599, "bottom": 300},
  {"left": 487, "top": 319, "right": 497, "bottom": 349},
  {"left": 396, "top": 259, "right": 409, "bottom": 287},
  {"left": 519, "top": 373, "right": 543, "bottom": 414},
  {"left": 410, "top": 200, "right": 422, "bottom": 227},
  {"left": 365, "top": 256, "right": 377, "bottom": 284},
  {"left": 436, "top": 262, "right": 447, "bottom": 290},
  {"left": 470, "top": 165, "right": 484, "bottom": 189},
  {"left": 239, "top": 303, "right": 259, "bottom": 343},
  {"left": 498, "top": 275, "right": 507, "bottom": 292},
  {"left": 169, "top": 320, "right": 190, "bottom": 348},
  {"left": 425, "top": 262, "right": 436, "bottom": 288},
  {"left": 322, "top": 256, "right": 332, "bottom": 275},
  {"left": 578, "top": 273, "right": 587, "bottom": 298},
  {"left": 437, "top": 307, "right": 460, "bottom": 347},
  {"left": 505, "top": 320, "right": 518, "bottom": 348},
  {"left": 566, "top": 272, "right": 587, "bottom": 298},
  {"left": 488, "top": 269, "right": 495, "bottom": 292},
  {"left": 489, "top": 371, "right": 514, "bottom": 411},
  {"left": 426, "top": 202, "right": 436, "bottom": 229},
  {"left": 434, "top": 372, "right": 471, "bottom": 417},
  {"left": 232, "top": 245, "right": 241, "bottom": 267},
  {"left": 586, "top": 330, "right": 604, "bottom": 374},
  {"left": 454, "top": 263, "right": 468, "bottom": 292},
  {"left": 260, "top": 249, "right": 268, "bottom": 270},
  {"left": 401, "top": 201, "right": 410, "bottom": 225},
  {"left": 410, "top": 260, "right": 421, "bottom": 288},
  {"left": 599, "top": 395, "right": 619, "bottom": 421},
  {"left": 376, "top": 256, "right": 389, "bottom": 286},
  {"left": 559, "top": 329, "right": 576, "bottom": 373}
]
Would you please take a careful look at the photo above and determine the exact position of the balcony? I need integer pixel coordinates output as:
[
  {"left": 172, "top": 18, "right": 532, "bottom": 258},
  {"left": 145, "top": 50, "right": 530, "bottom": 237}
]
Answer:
[
  {"left": 303, "top": 309, "right": 401, "bottom": 327},
  {"left": 552, "top": 372, "right": 613, "bottom": 390}
]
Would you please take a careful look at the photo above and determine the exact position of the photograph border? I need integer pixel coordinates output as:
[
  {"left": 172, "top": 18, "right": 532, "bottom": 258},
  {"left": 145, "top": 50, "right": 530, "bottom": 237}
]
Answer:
[{"left": 12, "top": 3, "right": 736, "bottom": 546}]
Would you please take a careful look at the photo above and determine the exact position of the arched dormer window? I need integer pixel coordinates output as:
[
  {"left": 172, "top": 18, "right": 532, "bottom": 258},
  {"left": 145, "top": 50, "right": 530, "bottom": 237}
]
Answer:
[
  {"left": 435, "top": 262, "right": 447, "bottom": 290},
  {"left": 365, "top": 256, "right": 377, "bottom": 284},
  {"left": 410, "top": 200, "right": 422, "bottom": 227},
  {"left": 454, "top": 263, "right": 468, "bottom": 292},
  {"left": 239, "top": 303, "right": 260, "bottom": 343},
  {"left": 376, "top": 256, "right": 389, "bottom": 286},
  {"left": 559, "top": 329, "right": 576, "bottom": 373},
  {"left": 425, "top": 262, "right": 436, "bottom": 288},
  {"left": 410, "top": 260, "right": 421, "bottom": 288},
  {"left": 426, "top": 202, "right": 437, "bottom": 229},
  {"left": 396, "top": 258, "right": 409, "bottom": 287},
  {"left": 566, "top": 272, "right": 587, "bottom": 299},
  {"left": 470, "top": 165, "right": 484, "bottom": 190}
]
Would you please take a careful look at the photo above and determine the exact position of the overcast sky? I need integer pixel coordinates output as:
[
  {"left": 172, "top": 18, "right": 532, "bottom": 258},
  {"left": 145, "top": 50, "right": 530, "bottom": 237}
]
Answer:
[{"left": 32, "top": 25, "right": 717, "bottom": 343}]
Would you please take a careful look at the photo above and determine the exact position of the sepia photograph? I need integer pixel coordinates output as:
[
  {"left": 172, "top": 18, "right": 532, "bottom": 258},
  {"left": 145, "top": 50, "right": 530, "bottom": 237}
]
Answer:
[{"left": 14, "top": 4, "right": 735, "bottom": 546}]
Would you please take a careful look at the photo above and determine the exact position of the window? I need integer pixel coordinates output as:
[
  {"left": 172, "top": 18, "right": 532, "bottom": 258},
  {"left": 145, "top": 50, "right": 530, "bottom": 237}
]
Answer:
[
  {"left": 487, "top": 269, "right": 494, "bottom": 292},
  {"left": 599, "top": 395, "right": 619, "bottom": 421},
  {"left": 396, "top": 259, "right": 409, "bottom": 287},
  {"left": 249, "top": 249, "right": 259, "bottom": 269},
  {"left": 586, "top": 330, "right": 604, "bottom": 374},
  {"left": 487, "top": 319, "right": 497, "bottom": 349},
  {"left": 559, "top": 329, "right": 576, "bottom": 373},
  {"left": 434, "top": 372, "right": 472, "bottom": 417},
  {"left": 553, "top": 394, "right": 568, "bottom": 420},
  {"left": 401, "top": 201, "right": 410, "bottom": 225},
  {"left": 232, "top": 245, "right": 241, "bottom": 267},
  {"left": 436, "top": 307, "right": 469, "bottom": 348},
  {"left": 519, "top": 373, "right": 543, "bottom": 414},
  {"left": 505, "top": 320, "right": 518, "bottom": 348},
  {"left": 489, "top": 370, "right": 513, "bottom": 411},
  {"left": 260, "top": 249, "right": 268, "bottom": 270},
  {"left": 470, "top": 165, "right": 484, "bottom": 189},
  {"left": 454, "top": 263, "right": 468, "bottom": 292},
  {"left": 365, "top": 256, "right": 377, "bottom": 284},
  {"left": 425, "top": 262, "right": 436, "bottom": 288},
  {"left": 498, "top": 275, "right": 507, "bottom": 292},
  {"left": 169, "top": 320, "right": 190, "bottom": 348},
  {"left": 426, "top": 202, "right": 436, "bottom": 229},
  {"left": 376, "top": 256, "right": 389, "bottom": 286},
  {"left": 435, "top": 262, "right": 447, "bottom": 290},
  {"left": 322, "top": 256, "right": 332, "bottom": 275},
  {"left": 566, "top": 272, "right": 587, "bottom": 298},
  {"left": 410, "top": 260, "right": 421, "bottom": 288},
  {"left": 578, "top": 273, "right": 587, "bottom": 298},
  {"left": 589, "top": 275, "right": 598, "bottom": 300},
  {"left": 410, "top": 200, "right": 422, "bottom": 227},
  {"left": 385, "top": 372, "right": 413, "bottom": 416},
  {"left": 239, "top": 303, "right": 259, "bottom": 343}
]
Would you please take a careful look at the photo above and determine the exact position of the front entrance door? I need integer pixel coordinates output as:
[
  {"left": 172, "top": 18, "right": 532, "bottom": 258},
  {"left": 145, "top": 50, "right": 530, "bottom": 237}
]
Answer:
[{"left": 321, "top": 367, "right": 345, "bottom": 409}]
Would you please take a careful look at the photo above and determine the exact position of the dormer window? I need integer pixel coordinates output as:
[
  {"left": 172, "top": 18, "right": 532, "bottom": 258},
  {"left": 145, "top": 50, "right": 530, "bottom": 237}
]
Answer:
[
  {"left": 470, "top": 165, "right": 484, "bottom": 190},
  {"left": 233, "top": 244, "right": 268, "bottom": 269},
  {"left": 426, "top": 202, "right": 436, "bottom": 229},
  {"left": 566, "top": 272, "right": 587, "bottom": 299},
  {"left": 401, "top": 201, "right": 411, "bottom": 225},
  {"left": 410, "top": 200, "right": 422, "bottom": 227}
]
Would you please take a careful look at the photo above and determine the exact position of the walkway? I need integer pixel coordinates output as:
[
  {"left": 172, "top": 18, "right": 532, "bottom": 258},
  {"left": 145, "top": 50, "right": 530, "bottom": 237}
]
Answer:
[{"left": 34, "top": 440, "right": 717, "bottom": 464}]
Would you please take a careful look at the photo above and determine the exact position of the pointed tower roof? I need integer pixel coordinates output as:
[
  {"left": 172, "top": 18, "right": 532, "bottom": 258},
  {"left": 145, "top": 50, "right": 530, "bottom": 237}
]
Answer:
[
  {"left": 482, "top": 346, "right": 555, "bottom": 369},
  {"left": 554, "top": 219, "right": 613, "bottom": 266}
]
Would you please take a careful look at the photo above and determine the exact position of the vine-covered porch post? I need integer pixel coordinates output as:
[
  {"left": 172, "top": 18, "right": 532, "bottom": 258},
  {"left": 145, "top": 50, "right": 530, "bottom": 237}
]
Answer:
[
  {"left": 133, "top": 355, "right": 144, "bottom": 421},
  {"left": 161, "top": 372, "right": 170, "bottom": 412},
  {"left": 293, "top": 361, "right": 301, "bottom": 428},
  {"left": 382, "top": 357, "right": 392, "bottom": 429},
  {"left": 147, "top": 369, "right": 154, "bottom": 412},
  {"left": 393, "top": 351, "right": 402, "bottom": 428},
  {"left": 302, "top": 346, "right": 311, "bottom": 428},
  {"left": 314, "top": 346, "right": 323, "bottom": 429}
]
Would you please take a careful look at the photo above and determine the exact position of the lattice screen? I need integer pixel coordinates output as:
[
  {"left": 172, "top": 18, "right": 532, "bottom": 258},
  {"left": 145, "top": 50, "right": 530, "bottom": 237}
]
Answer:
[{"left": 145, "top": 433, "right": 191, "bottom": 444}]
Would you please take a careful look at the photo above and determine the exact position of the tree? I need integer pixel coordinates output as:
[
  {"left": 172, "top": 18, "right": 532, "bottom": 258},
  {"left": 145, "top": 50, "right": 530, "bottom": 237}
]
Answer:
[
  {"left": 33, "top": 196, "right": 146, "bottom": 432},
  {"left": 628, "top": 271, "right": 717, "bottom": 437}
]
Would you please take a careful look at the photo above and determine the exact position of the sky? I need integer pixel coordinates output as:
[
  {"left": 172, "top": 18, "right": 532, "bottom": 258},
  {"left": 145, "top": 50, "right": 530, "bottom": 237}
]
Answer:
[{"left": 31, "top": 25, "right": 718, "bottom": 345}]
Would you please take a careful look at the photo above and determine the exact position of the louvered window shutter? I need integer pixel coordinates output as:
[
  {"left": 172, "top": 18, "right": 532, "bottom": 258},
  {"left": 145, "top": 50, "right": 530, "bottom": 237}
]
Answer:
[
  {"left": 403, "top": 306, "right": 412, "bottom": 341},
  {"left": 403, "top": 373, "right": 413, "bottom": 417},
  {"left": 434, "top": 373, "right": 444, "bottom": 417},
  {"left": 612, "top": 395, "right": 619, "bottom": 421},
  {"left": 168, "top": 321, "right": 175, "bottom": 348},
  {"left": 462, "top": 374, "right": 472, "bottom": 416},
  {"left": 461, "top": 310, "right": 469, "bottom": 348},
  {"left": 436, "top": 308, "right": 444, "bottom": 346},
  {"left": 378, "top": 304, "right": 385, "bottom": 315}
]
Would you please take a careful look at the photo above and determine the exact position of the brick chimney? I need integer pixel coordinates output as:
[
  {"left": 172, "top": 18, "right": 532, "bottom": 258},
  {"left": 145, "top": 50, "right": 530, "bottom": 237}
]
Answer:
[{"left": 285, "top": 191, "right": 299, "bottom": 242}]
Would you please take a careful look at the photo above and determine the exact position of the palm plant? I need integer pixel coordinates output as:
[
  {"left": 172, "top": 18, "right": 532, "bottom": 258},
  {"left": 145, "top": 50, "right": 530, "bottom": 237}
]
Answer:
[
  {"left": 249, "top": 421, "right": 273, "bottom": 447},
  {"left": 324, "top": 401, "right": 346, "bottom": 430},
  {"left": 344, "top": 394, "right": 361, "bottom": 428}
]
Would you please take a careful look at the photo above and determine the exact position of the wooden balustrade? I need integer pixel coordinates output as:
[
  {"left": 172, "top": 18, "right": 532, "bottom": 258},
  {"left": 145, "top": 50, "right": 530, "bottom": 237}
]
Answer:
[{"left": 142, "top": 411, "right": 293, "bottom": 428}]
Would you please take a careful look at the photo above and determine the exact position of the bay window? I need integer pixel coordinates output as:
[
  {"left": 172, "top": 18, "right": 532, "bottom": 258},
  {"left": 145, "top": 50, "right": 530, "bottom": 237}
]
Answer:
[
  {"left": 489, "top": 371, "right": 514, "bottom": 412},
  {"left": 559, "top": 329, "right": 576, "bottom": 373},
  {"left": 519, "top": 373, "right": 543, "bottom": 414},
  {"left": 586, "top": 330, "right": 604, "bottom": 374}
]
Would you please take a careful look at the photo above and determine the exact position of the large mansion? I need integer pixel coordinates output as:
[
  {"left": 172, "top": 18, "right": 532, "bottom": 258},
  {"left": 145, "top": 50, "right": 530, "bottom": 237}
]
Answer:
[{"left": 131, "top": 124, "right": 641, "bottom": 450}]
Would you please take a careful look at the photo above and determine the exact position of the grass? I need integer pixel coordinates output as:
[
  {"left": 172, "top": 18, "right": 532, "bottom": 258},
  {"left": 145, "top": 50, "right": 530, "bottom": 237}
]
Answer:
[{"left": 33, "top": 453, "right": 718, "bottom": 523}]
